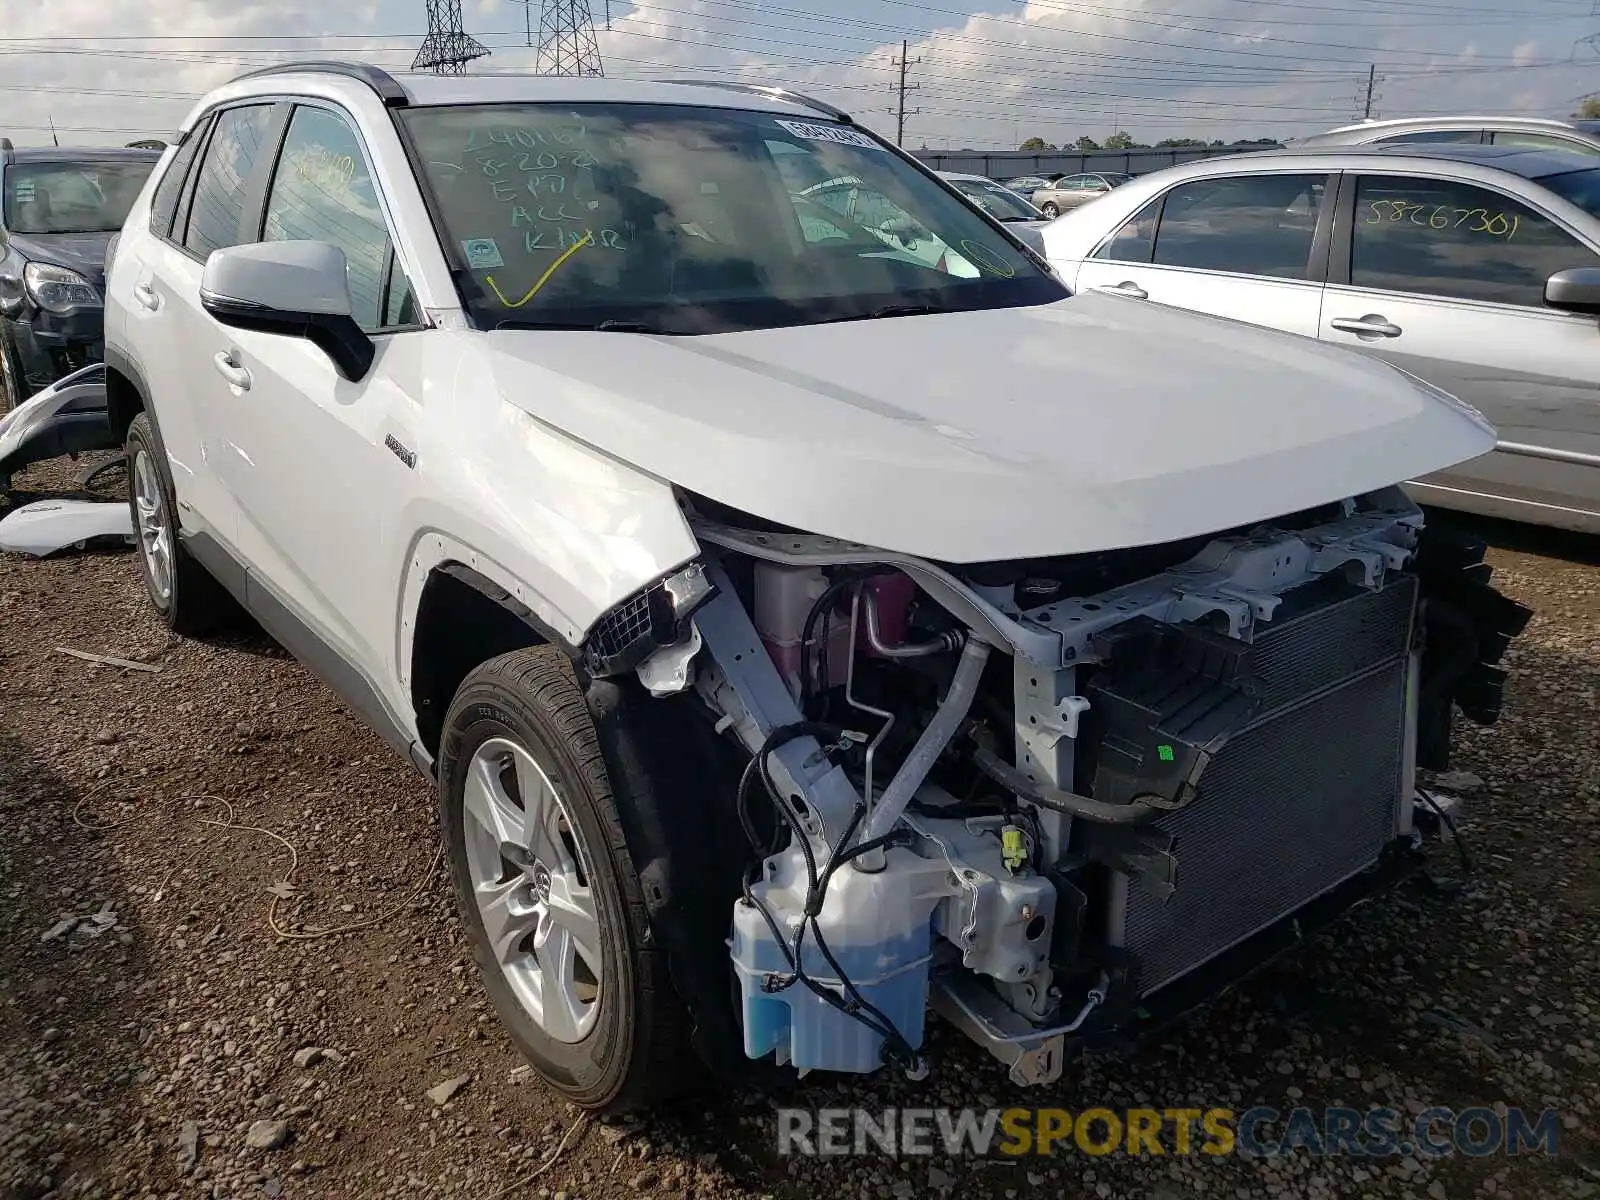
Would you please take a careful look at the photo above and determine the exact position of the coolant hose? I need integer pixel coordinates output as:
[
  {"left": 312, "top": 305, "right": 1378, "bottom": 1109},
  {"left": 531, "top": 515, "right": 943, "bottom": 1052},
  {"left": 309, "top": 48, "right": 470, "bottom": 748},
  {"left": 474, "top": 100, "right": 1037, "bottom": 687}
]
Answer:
[
  {"left": 860, "top": 636, "right": 992, "bottom": 844},
  {"left": 971, "top": 743, "right": 1160, "bottom": 824}
]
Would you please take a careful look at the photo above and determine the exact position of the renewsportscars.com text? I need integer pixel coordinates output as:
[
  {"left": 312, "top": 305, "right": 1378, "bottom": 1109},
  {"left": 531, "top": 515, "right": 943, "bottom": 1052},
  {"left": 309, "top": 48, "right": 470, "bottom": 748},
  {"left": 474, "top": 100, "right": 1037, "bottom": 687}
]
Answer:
[{"left": 776, "top": 1106, "right": 1560, "bottom": 1160}]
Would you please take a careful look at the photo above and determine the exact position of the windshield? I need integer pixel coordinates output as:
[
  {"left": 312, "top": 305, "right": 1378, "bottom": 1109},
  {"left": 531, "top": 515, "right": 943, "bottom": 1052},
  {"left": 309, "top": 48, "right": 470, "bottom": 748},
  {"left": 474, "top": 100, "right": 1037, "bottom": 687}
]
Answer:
[
  {"left": 1536, "top": 167, "right": 1600, "bottom": 221},
  {"left": 2, "top": 160, "right": 155, "bottom": 235},
  {"left": 400, "top": 103, "right": 1060, "bottom": 333},
  {"left": 1101, "top": 173, "right": 1133, "bottom": 186},
  {"left": 947, "top": 178, "right": 1041, "bottom": 222}
]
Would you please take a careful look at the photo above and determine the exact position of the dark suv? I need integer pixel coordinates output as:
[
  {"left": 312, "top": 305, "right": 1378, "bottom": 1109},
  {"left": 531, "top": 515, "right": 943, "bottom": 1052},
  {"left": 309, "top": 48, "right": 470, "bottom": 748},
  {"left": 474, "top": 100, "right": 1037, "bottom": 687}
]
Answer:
[{"left": 0, "top": 141, "right": 159, "bottom": 410}]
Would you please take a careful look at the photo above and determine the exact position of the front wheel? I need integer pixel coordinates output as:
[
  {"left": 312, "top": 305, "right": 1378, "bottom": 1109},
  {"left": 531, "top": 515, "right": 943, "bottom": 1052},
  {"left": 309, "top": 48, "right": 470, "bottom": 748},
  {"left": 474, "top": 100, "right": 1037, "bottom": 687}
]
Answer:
[
  {"left": 1040, "top": 202, "right": 1060, "bottom": 218},
  {"left": 438, "top": 648, "right": 689, "bottom": 1112}
]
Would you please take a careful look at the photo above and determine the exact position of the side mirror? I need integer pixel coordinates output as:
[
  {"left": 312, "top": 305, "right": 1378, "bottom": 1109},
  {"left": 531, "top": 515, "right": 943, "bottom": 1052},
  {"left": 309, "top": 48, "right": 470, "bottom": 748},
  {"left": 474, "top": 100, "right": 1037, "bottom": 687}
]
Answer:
[
  {"left": 1543, "top": 266, "right": 1600, "bottom": 315},
  {"left": 200, "top": 241, "right": 373, "bottom": 382}
]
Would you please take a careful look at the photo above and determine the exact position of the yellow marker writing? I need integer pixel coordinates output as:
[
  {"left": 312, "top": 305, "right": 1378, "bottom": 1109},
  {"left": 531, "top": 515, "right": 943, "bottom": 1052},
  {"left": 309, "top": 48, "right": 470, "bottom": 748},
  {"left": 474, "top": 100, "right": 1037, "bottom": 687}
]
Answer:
[{"left": 484, "top": 230, "right": 596, "bottom": 308}]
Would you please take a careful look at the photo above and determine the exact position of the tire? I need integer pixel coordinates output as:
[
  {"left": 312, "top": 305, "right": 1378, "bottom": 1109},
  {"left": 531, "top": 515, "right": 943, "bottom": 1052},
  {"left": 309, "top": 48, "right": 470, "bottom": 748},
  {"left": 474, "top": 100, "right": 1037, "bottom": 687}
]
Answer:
[
  {"left": 1040, "top": 202, "right": 1060, "bottom": 218},
  {"left": 438, "top": 648, "right": 689, "bottom": 1113},
  {"left": 0, "top": 324, "right": 28, "bottom": 415},
  {"left": 125, "top": 412, "right": 235, "bottom": 636}
]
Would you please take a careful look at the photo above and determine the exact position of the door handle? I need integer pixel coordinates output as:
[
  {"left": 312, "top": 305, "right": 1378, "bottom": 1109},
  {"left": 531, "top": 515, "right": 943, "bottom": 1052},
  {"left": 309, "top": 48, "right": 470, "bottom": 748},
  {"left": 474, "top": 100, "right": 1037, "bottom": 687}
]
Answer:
[
  {"left": 213, "top": 351, "right": 252, "bottom": 391},
  {"left": 1330, "top": 315, "right": 1402, "bottom": 339},
  {"left": 133, "top": 283, "right": 160, "bottom": 312},
  {"left": 1099, "top": 281, "right": 1148, "bottom": 300}
]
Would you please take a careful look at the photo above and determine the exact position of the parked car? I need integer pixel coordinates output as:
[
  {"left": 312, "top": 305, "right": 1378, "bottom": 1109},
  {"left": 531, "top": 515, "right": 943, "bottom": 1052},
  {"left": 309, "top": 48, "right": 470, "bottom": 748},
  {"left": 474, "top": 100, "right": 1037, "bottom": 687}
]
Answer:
[
  {"left": 1296, "top": 115, "right": 1600, "bottom": 157},
  {"left": 1041, "top": 143, "right": 1600, "bottom": 533},
  {"left": 937, "top": 171, "right": 1050, "bottom": 252},
  {"left": 103, "top": 63, "right": 1522, "bottom": 1113},
  {"left": 1003, "top": 174, "right": 1055, "bottom": 194},
  {"left": 1031, "top": 172, "right": 1132, "bottom": 217},
  {"left": 0, "top": 141, "right": 159, "bottom": 410}
]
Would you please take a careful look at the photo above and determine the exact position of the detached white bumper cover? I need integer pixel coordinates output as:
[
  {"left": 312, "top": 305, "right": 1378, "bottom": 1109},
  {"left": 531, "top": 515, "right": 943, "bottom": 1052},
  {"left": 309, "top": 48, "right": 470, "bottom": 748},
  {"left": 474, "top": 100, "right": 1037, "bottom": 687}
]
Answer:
[
  {"left": 0, "top": 364, "right": 113, "bottom": 486},
  {"left": 0, "top": 498, "right": 133, "bottom": 557},
  {"left": 484, "top": 296, "right": 1497, "bottom": 562}
]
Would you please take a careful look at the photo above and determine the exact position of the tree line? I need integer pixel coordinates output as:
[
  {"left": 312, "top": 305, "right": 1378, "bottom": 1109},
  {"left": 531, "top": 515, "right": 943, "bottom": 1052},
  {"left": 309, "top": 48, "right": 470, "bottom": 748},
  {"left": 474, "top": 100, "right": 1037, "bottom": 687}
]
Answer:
[{"left": 1016, "top": 134, "right": 1278, "bottom": 151}]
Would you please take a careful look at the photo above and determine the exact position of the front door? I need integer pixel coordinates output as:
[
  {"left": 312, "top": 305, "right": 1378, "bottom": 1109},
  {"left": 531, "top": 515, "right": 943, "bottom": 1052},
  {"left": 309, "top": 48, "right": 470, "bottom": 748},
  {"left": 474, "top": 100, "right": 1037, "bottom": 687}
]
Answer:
[{"left": 205, "top": 102, "right": 427, "bottom": 680}]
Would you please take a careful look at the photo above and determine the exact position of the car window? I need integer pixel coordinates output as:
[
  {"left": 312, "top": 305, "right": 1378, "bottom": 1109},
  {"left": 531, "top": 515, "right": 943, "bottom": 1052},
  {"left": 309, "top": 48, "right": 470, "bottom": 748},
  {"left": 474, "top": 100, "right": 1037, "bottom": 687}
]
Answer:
[
  {"left": 1, "top": 160, "right": 155, "bottom": 235},
  {"left": 1350, "top": 174, "right": 1600, "bottom": 306},
  {"left": 149, "top": 123, "right": 207, "bottom": 239},
  {"left": 1062, "top": 175, "right": 1089, "bottom": 191},
  {"left": 1094, "top": 196, "right": 1161, "bottom": 263},
  {"left": 262, "top": 104, "right": 411, "bottom": 332},
  {"left": 1149, "top": 173, "right": 1326, "bottom": 280},
  {"left": 184, "top": 104, "right": 276, "bottom": 259},
  {"left": 950, "top": 179, "right": 1039, "bottom": 222},
  {"left": 400, "top": 102, "right": 1056, "bottom": 334},
  {"left": 1375, "top": 130, "right": 1484, "bottom": 145},
  {"left": 1489, "top": 131, "right": 1600, "bottom": 156}
]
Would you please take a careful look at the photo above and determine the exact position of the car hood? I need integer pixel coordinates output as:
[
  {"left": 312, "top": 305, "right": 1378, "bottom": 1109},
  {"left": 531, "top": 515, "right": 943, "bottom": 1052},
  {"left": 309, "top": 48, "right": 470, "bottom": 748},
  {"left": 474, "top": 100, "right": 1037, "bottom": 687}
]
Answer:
[
  {"left": 3, "top": 231, "right": 114, "bottom": 287},
  {"left": 484, "top": 295, "right": 1495, "bottom": 562}
]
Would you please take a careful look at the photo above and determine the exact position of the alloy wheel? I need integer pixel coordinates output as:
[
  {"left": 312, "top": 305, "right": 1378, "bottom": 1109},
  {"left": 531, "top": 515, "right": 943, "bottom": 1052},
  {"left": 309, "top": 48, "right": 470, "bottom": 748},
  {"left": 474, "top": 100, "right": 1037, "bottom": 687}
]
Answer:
[
  {"left": 462, "top": 737, "right": 603, "bottom": 1043},
  {"left": 131, "top": 448, "right": 172, "bottom": 604}
]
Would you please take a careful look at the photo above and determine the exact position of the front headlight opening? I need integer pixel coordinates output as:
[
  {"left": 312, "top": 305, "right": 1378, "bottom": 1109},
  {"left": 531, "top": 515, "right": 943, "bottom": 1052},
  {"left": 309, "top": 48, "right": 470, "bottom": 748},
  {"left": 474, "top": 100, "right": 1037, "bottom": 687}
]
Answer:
[
  {"left": 23, "top": 262, "right": 101, "bottom": 314},
  {"left": 582, "top": 561, "right": 716, "bottom": 677}
]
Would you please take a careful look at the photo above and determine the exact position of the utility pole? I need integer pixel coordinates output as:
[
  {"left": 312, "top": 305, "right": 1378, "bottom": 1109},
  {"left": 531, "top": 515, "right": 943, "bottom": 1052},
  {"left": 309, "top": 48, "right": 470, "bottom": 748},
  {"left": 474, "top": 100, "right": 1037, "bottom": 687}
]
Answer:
[
  {"left": 1359, "top": 63, "right": 1382, "bottom": 120},
  {"left": 892, "top": 40, "right": 921, "bottom": 145}
]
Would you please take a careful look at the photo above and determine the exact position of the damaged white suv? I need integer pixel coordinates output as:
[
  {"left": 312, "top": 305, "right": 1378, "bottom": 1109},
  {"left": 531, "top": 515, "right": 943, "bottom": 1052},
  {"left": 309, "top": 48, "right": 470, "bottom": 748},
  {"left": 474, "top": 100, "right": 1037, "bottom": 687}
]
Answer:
[{"left": 103, "top": 64, "right": 1530, "bottom": 1111}]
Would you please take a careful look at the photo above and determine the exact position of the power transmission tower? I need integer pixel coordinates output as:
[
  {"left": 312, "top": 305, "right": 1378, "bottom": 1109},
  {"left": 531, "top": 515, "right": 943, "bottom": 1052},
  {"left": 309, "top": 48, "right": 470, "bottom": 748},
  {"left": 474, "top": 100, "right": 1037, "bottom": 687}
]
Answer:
[
  {"left": 1356, "top": 63, "right": 1384, "bottom": 120},
  {"left": 413, "top": 0, "right": 489, "bottom": 75},
  {"left": 891, "top": 40, "right": 921, "bottom": 145},
  {"left": 524, "top": 0, "right": 605, "bottom": 76}
]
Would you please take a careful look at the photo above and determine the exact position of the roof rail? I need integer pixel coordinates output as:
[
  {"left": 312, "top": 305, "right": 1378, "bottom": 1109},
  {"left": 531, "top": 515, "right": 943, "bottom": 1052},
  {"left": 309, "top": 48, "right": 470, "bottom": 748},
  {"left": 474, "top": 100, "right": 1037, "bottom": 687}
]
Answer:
[
  {"left": 230, "top": 60, "right": 410, "bottom": 107},
  {"left": 655, "top": 80, "right": 852, "bottom": 124}
]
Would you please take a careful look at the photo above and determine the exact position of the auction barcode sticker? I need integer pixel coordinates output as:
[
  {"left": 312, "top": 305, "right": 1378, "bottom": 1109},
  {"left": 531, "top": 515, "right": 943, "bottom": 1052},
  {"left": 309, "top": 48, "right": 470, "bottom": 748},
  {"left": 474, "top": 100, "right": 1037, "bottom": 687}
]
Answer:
[{"left": 775, "top": 119, "right": 885, "bottom": 151}]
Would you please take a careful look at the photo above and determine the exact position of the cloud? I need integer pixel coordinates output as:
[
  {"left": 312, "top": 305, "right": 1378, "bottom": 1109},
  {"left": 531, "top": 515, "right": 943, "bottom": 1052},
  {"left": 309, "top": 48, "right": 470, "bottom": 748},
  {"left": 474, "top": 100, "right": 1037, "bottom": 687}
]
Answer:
[{"left": 0, "top": 0, "right": 1592, "bottom": 151}]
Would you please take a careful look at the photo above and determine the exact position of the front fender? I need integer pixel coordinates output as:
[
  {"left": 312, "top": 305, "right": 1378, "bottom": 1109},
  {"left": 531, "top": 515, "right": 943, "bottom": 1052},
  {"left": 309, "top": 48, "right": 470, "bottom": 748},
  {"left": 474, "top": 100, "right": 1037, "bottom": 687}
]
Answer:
[{"left": 393, "top": 335, "right": 700, "bottom": 698}]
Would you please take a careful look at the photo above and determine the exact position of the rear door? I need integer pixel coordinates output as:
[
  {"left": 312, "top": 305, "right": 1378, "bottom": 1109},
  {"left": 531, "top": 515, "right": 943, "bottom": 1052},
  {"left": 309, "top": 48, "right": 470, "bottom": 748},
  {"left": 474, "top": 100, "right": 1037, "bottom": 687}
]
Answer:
[
  {"left": 1319, "top": 170, "right": 1600, "bottom": 529},
  {"left": 1073, "top": 171, "right": 1333, "bottom": 336},
  {"left": 123, "top": 103, "right": 283, "bottom": 546}
]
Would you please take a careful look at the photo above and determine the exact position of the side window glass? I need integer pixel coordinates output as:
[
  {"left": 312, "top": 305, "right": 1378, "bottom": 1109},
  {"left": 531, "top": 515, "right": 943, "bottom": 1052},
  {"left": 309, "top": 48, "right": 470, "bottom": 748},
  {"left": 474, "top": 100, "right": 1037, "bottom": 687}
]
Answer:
[
  {"left": 1094, "top": 197, "right": 1160, "bottom": 263},
  {"left": 1351, "top": 175, "right": 1600, "bottom": 306},
  {"left": 184, "top": 104, "right": 276, "bottom": 260},
  {"left": 1376, "top": 130, "right": 1484, "bottom": 145},
  {"left": 1150, "top": 173, "right": 1325, "bottom": 280},
  {"left": 149, "top": 122, "right": 207, "bottom": 239},
  {"left": 263, "top": 105, "right": 409, "bottom": 332}
]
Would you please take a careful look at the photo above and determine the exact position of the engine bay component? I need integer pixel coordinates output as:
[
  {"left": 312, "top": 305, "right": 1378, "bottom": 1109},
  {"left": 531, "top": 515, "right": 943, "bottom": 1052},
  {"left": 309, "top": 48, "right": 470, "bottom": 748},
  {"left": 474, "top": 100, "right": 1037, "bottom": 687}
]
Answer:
[{"left": 666, "top": 489, "right": 1528, "bottom": 1085}]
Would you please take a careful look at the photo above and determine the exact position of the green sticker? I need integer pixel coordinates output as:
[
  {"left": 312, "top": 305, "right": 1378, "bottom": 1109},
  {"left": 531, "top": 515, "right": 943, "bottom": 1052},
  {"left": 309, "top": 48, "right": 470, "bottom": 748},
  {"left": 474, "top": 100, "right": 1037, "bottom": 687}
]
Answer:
[{"left": 1157, "top": 744, "right": 1175, "bottom": 762}]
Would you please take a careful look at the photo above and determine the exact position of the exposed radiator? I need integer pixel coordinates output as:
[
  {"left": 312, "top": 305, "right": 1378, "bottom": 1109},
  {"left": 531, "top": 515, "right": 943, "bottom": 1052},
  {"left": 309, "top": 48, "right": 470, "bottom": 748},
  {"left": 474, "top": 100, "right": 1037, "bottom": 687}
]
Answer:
[{"left": 1120, "top": 576, "right": 1416, "bottom": 996}]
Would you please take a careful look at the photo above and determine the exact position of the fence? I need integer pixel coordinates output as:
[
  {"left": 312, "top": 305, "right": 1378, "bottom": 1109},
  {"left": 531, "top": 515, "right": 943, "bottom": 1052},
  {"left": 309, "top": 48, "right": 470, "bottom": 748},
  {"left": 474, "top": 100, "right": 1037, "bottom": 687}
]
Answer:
[{"left": 912, "top": 144, "right": 1283, "bottom": 180}]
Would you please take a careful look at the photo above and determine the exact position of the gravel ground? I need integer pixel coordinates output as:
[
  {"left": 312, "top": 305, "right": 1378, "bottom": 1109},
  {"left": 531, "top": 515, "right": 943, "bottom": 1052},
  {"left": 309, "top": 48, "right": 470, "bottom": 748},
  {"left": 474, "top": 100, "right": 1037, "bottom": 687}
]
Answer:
[{"left": 1, "top": 457, "right": 1596, "bottom": 1200}]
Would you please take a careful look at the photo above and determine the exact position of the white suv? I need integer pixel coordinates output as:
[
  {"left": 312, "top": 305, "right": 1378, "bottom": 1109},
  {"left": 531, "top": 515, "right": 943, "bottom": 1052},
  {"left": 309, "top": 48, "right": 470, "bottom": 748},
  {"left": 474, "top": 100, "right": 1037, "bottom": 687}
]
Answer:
[{"left": 104, "top": 63, "right": 1527, "bottom": 1112}]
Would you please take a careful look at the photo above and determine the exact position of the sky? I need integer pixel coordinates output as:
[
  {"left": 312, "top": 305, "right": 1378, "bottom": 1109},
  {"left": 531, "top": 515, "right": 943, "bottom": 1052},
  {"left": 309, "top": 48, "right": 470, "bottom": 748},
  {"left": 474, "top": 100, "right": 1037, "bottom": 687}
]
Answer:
[{"left": 1, "top": 0, "right": 1597, "bottom": 150}]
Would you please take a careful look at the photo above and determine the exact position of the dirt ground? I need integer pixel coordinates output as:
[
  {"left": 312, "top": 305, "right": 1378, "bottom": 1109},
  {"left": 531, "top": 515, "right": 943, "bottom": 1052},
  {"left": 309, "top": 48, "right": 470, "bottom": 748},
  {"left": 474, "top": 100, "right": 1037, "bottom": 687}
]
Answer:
[{"left": 1, "top": 457, "right": 1597, "bottom": 1200}]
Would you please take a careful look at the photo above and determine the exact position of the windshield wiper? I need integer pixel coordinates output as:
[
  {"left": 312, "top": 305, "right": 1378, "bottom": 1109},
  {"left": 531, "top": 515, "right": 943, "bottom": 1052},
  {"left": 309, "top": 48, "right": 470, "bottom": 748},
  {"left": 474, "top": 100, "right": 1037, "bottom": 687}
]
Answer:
[
  {"left": 595, "top": 320, "right": 662, "bottom": 333},
  {"left": 811, "top": 303, "right": 946, "bottom": 326}
]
